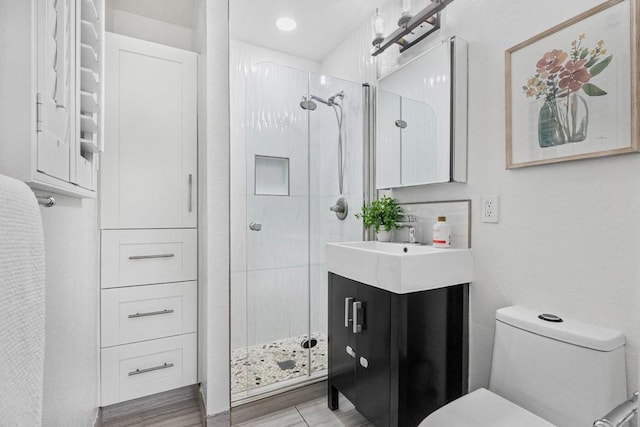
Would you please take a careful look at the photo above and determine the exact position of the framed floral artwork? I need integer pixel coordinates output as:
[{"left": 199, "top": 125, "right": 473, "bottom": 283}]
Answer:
[{"left": 506, "top": 0, "right": 639, "bottom": 168}]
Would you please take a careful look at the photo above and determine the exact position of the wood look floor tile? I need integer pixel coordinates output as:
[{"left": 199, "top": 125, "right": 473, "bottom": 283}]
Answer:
[
  {"left": 232, "top": 407, "right": 307, "bottom": 427},
  {"left": 297, "top": 395, "right": 370, "bottom": 427}
]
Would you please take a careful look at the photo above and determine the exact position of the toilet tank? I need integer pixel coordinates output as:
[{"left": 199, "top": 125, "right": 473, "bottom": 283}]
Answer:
[{"left": 488, "top": 306, "right": 627, "bottom": 427}]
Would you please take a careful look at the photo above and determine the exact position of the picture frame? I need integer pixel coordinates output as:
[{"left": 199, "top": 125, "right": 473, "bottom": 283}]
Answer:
[{"left": 506, "top": 0, "right": 639, "bottom": 169}]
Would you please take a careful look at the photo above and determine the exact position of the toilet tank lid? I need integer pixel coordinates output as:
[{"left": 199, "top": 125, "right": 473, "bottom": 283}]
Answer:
[{"left": 496, "top": 306, "right": 625, "bottom": 351}]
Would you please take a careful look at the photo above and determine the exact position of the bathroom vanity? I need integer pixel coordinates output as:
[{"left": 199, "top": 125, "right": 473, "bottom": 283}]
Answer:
[{"left": 326, "top": 242, "right": 472, "bottom": 427}]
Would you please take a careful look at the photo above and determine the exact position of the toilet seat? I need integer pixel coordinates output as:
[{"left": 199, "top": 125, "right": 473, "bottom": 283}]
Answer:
[{"left": 418, "top": 388, "right": 555, "bottom": 427}]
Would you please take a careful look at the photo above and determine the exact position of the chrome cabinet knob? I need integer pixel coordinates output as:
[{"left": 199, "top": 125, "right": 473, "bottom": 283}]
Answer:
[{"left": 249, "top": 222, "right": 262, "bottom": 231}]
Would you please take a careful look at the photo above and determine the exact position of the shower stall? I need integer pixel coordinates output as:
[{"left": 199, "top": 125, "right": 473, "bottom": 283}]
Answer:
[{"left": 230, "top": 62, "right": 368, "bottom": 401}]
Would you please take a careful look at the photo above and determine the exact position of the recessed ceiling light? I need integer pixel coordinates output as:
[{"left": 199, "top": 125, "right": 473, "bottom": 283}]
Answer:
[{"left": 276, "top": 17, "right": 297, "bottom": 32}]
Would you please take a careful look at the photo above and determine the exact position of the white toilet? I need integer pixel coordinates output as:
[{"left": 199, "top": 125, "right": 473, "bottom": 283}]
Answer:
[{"left": 420, "top": 306, "right": 627, "bottom": 426}]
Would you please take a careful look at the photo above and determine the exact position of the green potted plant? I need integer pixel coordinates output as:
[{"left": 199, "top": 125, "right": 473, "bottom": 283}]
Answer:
[{"left": 355, "top": 196, "right": 403, "bottom": 241}]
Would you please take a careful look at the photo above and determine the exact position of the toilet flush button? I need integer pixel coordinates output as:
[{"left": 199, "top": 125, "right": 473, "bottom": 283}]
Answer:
[{"left": 538, "top": 313, "right": 563, "bottom": 323}]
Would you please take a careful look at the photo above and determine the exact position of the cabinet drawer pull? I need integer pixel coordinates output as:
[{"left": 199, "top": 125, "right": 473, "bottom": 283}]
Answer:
[
  {"left": 128, "top": 309, "right": 174, "bottom": 319},
  {"left": 344, "top": 297, "right": 354, "bottom": 327},
  {"left": 188, "top": 173, "right": 193, "bottom": 213},
  {"left": 128, "top": 362, "right": 174, "bottom": 376},
  {"left": 359, "top": 356, "right": 368, "bottom": 369},
  {"left": 353, "top": 301, "right": 362, "bottom": 333},
  {"left": 346, "top": 346, "right": 356, "bottom": 359},
  {"left": 128, "top": 253, "right": 175, "bottom": 260}
]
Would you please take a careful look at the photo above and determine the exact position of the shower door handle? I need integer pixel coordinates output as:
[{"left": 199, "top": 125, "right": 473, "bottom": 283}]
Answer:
[
  {"left": 249, "top": 222, "right": 262, "bottom": 231},
  {"left": 344, "top": 297, "right": 354, "bottom": 327}
]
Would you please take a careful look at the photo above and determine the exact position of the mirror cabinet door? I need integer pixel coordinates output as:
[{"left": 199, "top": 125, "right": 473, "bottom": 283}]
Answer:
[{"left": 376, "top": 37, "right": 467, "bottom": 189}]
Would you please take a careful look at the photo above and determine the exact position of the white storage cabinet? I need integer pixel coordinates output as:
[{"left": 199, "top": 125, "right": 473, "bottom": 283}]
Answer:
[
  {"left": 99, "top": 34, "right": 198, "bottom": 406},
  {"left": 0, "top": 0, "right": 104, "bottom": 197}
]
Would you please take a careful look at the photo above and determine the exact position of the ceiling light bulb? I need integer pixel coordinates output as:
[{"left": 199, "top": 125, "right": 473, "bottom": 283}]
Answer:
[
  {"left": 276, "top": 17, "right": 297, "bottom": 32},
  {"left": 401, "top": 0, "right": 412, "bottom": 16},
  {"left": 372, "top": 9, "right": 385, "bottom": 38}
]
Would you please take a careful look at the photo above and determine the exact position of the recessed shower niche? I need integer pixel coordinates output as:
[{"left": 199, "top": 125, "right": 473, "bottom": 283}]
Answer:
[{"left": 254, "top": 155, "right": 290, "bottom": 196}]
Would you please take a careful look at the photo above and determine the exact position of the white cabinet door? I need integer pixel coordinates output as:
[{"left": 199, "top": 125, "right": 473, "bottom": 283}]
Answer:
[
  {"left": 37, "top": 0, "right": 74, "bottom": 181},
  {"left": 101, "top": 34, "right": 197, "bottom": 229}
]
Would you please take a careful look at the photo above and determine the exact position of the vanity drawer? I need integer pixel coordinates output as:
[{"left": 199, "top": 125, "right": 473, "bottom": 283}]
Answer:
[
  {"left": 101, "top": 229, "right": 197, "bottom": 288},
  {"left": 101, "top": 333, "right": 197, "bottom": 406},
  {"left": 101, "top": 281, "right": 197, "bottom": 348}
]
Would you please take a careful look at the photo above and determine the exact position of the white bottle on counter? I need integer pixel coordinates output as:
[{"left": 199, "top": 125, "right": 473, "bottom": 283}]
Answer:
[{"left": 432, "top": 216, "right": 451, "bottom": 248}]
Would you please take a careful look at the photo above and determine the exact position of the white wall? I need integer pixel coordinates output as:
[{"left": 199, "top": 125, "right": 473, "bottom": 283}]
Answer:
[
  {"left": 322, "top": 0, "right": 640, "bottom": 401},
  {"left": 38, "top": 195, "right": 100, "bottom": 426},
  {"left": 201, "top": 0, "right": 231, "bottom": 417},
  {"left": 192, "top": 0, "right": 209, "bottom": 408},
  {"left": 105, "top": 8, "right": 194, "bottom": 51}
]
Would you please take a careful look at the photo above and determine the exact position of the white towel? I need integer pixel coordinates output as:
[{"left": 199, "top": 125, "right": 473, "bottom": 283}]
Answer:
[{"left": 0, "top": 174, "right": 46, "bottom": 426}]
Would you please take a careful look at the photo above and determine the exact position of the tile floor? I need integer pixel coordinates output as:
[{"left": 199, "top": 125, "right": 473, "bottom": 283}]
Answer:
[
  {"left": 233, "top": 394, "right": 372, "bottom": 427},
  {"left": 100, "top": 386, "right": 371, "bottom": 427},
  {"left": 100, "top": 385, "right": 204, "bottom": 427}
]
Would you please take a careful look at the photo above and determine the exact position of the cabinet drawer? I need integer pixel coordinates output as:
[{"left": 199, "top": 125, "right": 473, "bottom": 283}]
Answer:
[
  {"left": 101, "top": 229, "right": 197, "bottom": 288},
  {"left": 101, "top": 281, "right": 197, "bottom": 347},
  {"left": 101, "top": 333, "right": 197, "bottom": 406}
]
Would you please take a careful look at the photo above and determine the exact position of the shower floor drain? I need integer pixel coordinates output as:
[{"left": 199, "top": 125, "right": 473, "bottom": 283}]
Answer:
[
  {"left": 277, "top": 360, "right": 296, "bottom": 370},
  {"left": 300, "top": 337, "right": 318, "bottom": 349}
]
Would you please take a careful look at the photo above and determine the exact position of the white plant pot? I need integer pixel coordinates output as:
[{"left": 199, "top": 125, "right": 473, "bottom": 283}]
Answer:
[{"left": 376, "top": 230, "right": 392, "bottom": 242}]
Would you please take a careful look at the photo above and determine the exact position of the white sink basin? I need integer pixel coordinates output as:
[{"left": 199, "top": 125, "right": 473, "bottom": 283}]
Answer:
[{"left": 326, "top": 241, "right": 473, "bottom": 294}]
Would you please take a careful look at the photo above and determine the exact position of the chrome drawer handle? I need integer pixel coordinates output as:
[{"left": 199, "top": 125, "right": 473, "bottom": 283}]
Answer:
[
  {"left": 353, "top": 301, "right": 362, "bottom": 333},
  {"left": 344, "top": 297, "right": 353, "bottom": 327},
  {"left": 128, "top": 253, "right": 175, "bottom": 260},
  {"left": 128, "top": 362, "right": 174, "bottom": 376},
  {"left": 128, "top": 309, "right": 174, "bottom": 319}
]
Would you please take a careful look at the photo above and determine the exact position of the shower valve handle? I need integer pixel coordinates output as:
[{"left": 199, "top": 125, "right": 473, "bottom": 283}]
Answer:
[{"left": 330, "top": 197, "right": 348, "bottom": 221}]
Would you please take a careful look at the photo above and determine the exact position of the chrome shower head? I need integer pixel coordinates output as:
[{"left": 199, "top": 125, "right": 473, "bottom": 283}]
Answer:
[
  {"left": 300, "top": 96, "right": 317, "bottom": 110},
  {"left": 328, "top": 91, "right": 345, "bottom": 105}
]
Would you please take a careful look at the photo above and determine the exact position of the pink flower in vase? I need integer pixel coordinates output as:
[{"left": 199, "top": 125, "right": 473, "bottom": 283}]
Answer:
[
  {"left": 536, "top": 49, "right": 568, "bottom": 78},
  {"left": 559, "top": 59, "right": 591, "bottom": 93}
]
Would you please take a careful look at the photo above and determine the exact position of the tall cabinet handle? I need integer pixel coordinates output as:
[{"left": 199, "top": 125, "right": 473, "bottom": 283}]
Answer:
[
  {"left": 188, "top": 174, "right": 193, "bottom": 212},
  {"left": 353, "top": 301, "right": 362, "bottom": 333},
  {"left": 344, "top": 297, "right": 354, "bottom": 327}
]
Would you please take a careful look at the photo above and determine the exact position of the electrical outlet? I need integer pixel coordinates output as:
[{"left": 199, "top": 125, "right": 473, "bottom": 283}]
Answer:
[{"left": 481, "top": 195, "right": 499, "bottom": 223}]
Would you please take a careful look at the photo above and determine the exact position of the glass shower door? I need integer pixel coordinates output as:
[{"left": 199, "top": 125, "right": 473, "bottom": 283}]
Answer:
[
  {"left": 230, "top": 63, "right": 366, "bottom": 400},
  {"left": 238, "top": 63, "right": 311, "bottom": 395}
]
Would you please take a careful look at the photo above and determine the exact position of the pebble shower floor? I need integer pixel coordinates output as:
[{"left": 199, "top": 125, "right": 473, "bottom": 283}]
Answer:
[{"left": 231, "top": 333, "right": 327, "bottom": 394}]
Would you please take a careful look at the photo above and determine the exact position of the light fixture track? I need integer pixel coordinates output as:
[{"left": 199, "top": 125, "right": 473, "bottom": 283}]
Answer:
[{"left": 371, "top": 0, "right": 454, "bottom": 57}]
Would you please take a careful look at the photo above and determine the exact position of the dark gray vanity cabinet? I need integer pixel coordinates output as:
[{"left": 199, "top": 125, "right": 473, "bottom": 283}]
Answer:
[{"left": 328, "top": 273, "right": 468, "bottom": 427}]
